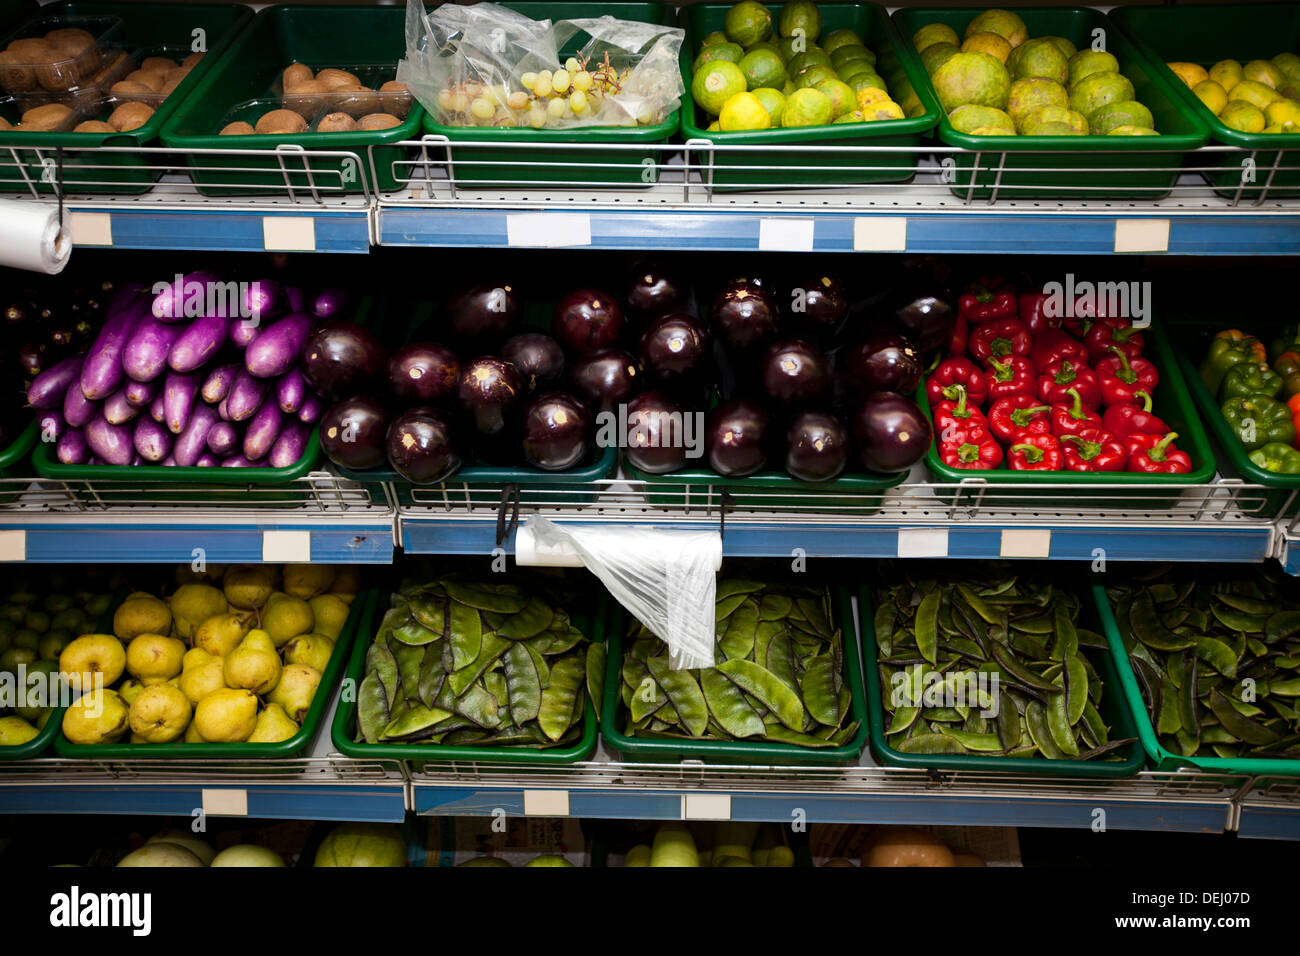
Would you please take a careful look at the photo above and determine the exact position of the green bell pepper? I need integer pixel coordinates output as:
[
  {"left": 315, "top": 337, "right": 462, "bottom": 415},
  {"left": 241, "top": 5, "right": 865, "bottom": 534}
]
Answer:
[
  {"left": 1269, "top": 323, "right": 1300, "bottom": 362},
  {"left": 1221, "top": 395, "right": 1296, "bottom": 451},
  {"left": 1219, "top": 362, "right": 1283, "bottom": 403},
  {"left": 1274, "top": 350, "right": 1300, "bottom": 399},
  {"left": 1201, "top": 330, "right": 1267, "bottom": 395},
  {"left": 1249, "top": 442, "right": 1300, "bottom": 474}
]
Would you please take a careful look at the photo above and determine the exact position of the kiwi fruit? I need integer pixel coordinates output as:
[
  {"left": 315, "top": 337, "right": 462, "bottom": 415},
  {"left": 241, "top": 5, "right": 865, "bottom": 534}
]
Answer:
[
  {"left": 0, "top": 116, "right": 11, "bottom": 130},
  {"left": 181, "top": 52, "right": 205, "bottom": 70},
  {"left": 36, "top": 54, "right": 79, "bottom": 92},
  {"left": 107, "top": 101, "right": 154, "bottom": 132},
  {"left": 90, "top": 49, "right": 129, "bottom": 85},
  {"left": 161, "top": 71, "right": 187, "bottom": 96},
  {"left": 124, "top": 69, "right": 163, "bottom": 92},
  {"left": 44, "top": 28, "right": 95, "bottom": 59},
  {"left": 74, "top": 119, "right": 116, "bottom": 133},
  {"left": 357, "top": 112, "right": 401, "bottom": 131},
  {"left": 220, "top": 120, "right": 254, "bottom": 135},
  {"left": 255, "top": 108, "right": 307, "bottom": 135},
  {"left": 380, "top": 80, "right": 409, "bottom": 94},
  {"left": 316, "top": 112, "right": 357, "bottom": 132},
  {"left": 316, "top": 68, "right": 361, "bottom": 91},
  {"left": 7, "top": 38, "right": 55, "bottom": 60},
  {"left": 0, "top": 50, "right": 37, "bottom": 92},
  {"left": 140, "top": 56, "right": 177, "bottom": 75},
  {"left": 19, "top": 103, "right": 74, "bottom": 131},
  {"left": 110, "top": 79, "right": 154, "bottom": 99},
  {"left": 281, "top": 62, "right": 313, "bottom": 91},
  {"left": 332, "top": 87, "right": 379, "bottom": 115}
]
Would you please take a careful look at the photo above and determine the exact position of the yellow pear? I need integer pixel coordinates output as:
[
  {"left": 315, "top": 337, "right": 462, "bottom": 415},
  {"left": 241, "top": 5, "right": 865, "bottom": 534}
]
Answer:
[
  {"left": 179, "top": 650, "right": 227, "bottom": 705},
  {"left": 283, "top": 634, "right": 335, "bottom": 673},
  {"left": 184, "top": 719, "right": 206, "bottom": 743},
  {"left": 263, "top": 593, "right": 314, "bottom": 648},
  {"left": 62, "top": 688, "right": 129, "bottom": 745},
  {"left": 113, "top": 595, "right": 171, "bottom": 642},
  {"left": 146, "top": 829, "right": 216, "bottom": 865},
  {"left": 118, "top": 678, "right": 145, "bottom": 705},
  {"left": 59, "top": 634, "right": 126, "bottom": 694},
  {"left": 169, "top": 584, "right": 228, "bottom": 642},
  {"left": 0, "top": 715, "right": 38, "bottom": 745},
  {"left": 193, "top": 688, "right": 258, "bottom": 742},
  {"left": 223, "top": 629, "right": 281, "bottom": 694},
  {"left": 125, "top": 634, "right": 186, "bottom": 682},
  {"left": 267, "top": 664, "right": 321, "bottom": 722},
  {"left": 194, "top": 612, "right": 250, "bottom": 657},
  {"left": 283, "top": 564, "right": 335, "bottom": 600},
  {"left": 247, "top": 703, "right": 299, "bottom": 743},
  {"left": 222, "top": 565, "right": 276, "bottom": 610},
  {"left": 128, "top": 684, "right": 191, "bottom": 743},
  {"left": 308, "top": 594, "right": 350, "bottom": 640},
  {"left": 331, "top": 566, "right": 361, "bottom": 604}
]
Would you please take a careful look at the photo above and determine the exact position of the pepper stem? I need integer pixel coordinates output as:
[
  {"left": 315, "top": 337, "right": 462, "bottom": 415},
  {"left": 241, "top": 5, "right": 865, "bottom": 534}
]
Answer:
[
  {"left": 1134, "top": 389, "right": 1153, "bottom": 413},
  {"left": 988, "top": 356, "right": 1011, "bottom": 381},
  {"left": 990, "top": 337, "right": 1012, "bottom": 357},
  {"left": 958, "top": 442, "right": 980, "bottom": 463},
  {"left": 1061, "top": 433, "right": 1100, "bottom": 460},
  {"left": 951, "top": 383, "right": 969, "bottom": 417},
  {"left": 1010, "top": 404, "right": 1051, "bottom": 427},
  {"left": 1066, "top": 387, "right": 1087, "bottom": 421},
  {"left": 1053, "top": 360, "right": 1077, "bottom": 385},
  {"left": 1109, "top": 345, "right": 1138, "bottom": 384},
  {"left": 1149, "top": 431, "right": 1179, "bottom": 463},
  {"left": 1010, "top": 443, "right": 1044, "bottom": 464}
]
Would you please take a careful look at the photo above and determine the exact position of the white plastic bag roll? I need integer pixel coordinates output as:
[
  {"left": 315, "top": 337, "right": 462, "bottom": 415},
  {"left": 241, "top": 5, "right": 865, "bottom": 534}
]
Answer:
[{"left": 0, "top": 199, "right": 71, "bottom": 274}]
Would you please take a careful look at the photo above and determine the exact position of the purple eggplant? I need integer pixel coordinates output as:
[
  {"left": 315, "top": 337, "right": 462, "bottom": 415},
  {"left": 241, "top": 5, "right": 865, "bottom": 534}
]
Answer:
[
  {"left": 37, "top": 411, "right": 64, "bottom": 443},
  {"left": 149, "top": 392, "right": 166, "bottom": 423},
  {"left": 227, "top": 368, "right": 268, "bottom": 422},
  {"left": 276, "top": 368, "right": 308, "bottom": 414},
  {"left": 268, "top": 420, "right": 309, "bottom": 468},
  {"left": 229, "top": 318, "right": 260, "bottom": 350},
  {"left": 163, "top": 369, "right": 201, "bottom": 435},
  {"left": 150, "top": 271, "right": 222, "bottom": 323},
  {"left": 217, "top": 397, "right": 231, "bottom": 421},
  {"left": 201, "top": 363, "right": 240, "bottom": 405},
  {"left": 196, "top": 453, "right": 219, "bottom": 468},
  {"left": 244, "top": 312, "right": 313, "bottom": 379},
  {"left": 243, "top": 279, "right": 287, "bottom": 324},
  {"left": 103, "top": 387, "right": 140, "bottom": 426},
  {"left": 122, "top": 314, "right": 184, "bottom": 382},
  {"left": 298, "top": 394, "right": 324, "bottom": 424},
  {"left": 168, "top": 313, "right": 233, "bottom": 374},
  {"left": 57, "top": 428, "right": 88, "bottom": 465},
  {"left": 205, "top": 421, "right": 239, "bottom": 457},
  {"left": 312, "top": 287, "right": 349, "bottom": 321},
  {"left": 81, "top": 301, "right": 146, "bottom": 400},
  {"left": 84, "top": 415, "right": 133, "bottom": 465},
  {"left": 174, "top": 402, "right": 218, "bottom": 467},
  {"left": 222, "top": 454, "right": 252, "bottom": 467},
  {"left": 27, "top": 355, "right": 83, "bottom": 409},
  {"left": 125, "top": 380, "right": 157, "bottom": 408},
  {"left": 160, "top": 455, "right": 175, "bottom": 466},
  {"left": 133, "top": 417, "right": 173, "bottom": 462},
  {"left": 242, "top": 398, "right": 282, "bottom": 461},
  {"left": 64, "top": 384, "right": 99, "bottom": 428}
]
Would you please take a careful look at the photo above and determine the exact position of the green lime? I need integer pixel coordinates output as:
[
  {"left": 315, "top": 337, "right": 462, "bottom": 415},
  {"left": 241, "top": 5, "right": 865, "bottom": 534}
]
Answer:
[
  {"left": 787, "top": 49, "right": 831, "bottom": 77},
  {"left": 778, "top": 0, "right": 821, "bottom": 42},
  {"left": 833, "top": 110, "right": 866, "bottom": 123},
  {"left": 949, "top": 103, "right": 1016, "bottom": 134},
  {"left": 931, "top": 51, "right": 1011, "bottom": 112},
  {"left": 1067, "top": 50, "right": 1118, "bottom": 87},
  {"left": 1006, "top": 37, "right": 1068, "bottom": 85},
  {"left": 781, "top": 87, "right": 834, "bottom": 127},
  {"left": 912, "top": 22, "right": 958, "bottom": 54},
  {"left": 782, "top": 79, "right": 796, "bottom": 95},
  {"left": 920, "top": 41, "right": 958, "bottom": 76},
  {"left": 1088, "top": 99, "right": 1154, "bottom": 135},
  {"left": 1006, "top": 77, "right": 1068, "bottom": 125},
  {"left": 776, "top": 36, "right": 800, "bottom": 62},
  {"left": 740, "top": 48, "right": 788, "bottom": 90},
  {"left": 719, "top": 91, "right": 772, "bottom": 130},
  {"left": 1067, "top": 71, "right": 1134, "bottom": 118},
  {"left": 724, "top": 0, "right": 773, "bottom": 48},
  {"left": 1019, "top": 105, "right": 1088, "bottom": 135},
  {"left": 746, "top": 40, "right": 781, "bottom": 57},
  {"left": 964, "top": 9, "right": 1028, "bottom": 48},
  {"left": 751, "top": 86, "right": 786, "bottom": 123},
  {"left": 694, "top": 41, "right": 745, "bottom": 73},
  {"left": 846, "top": 73, "right": 887, "bottom": 96},
  {"left": 831, "top": 45, "right": 875, "bottom": 73},
  {"left": 797, "top": 64, "right": 837, "bottom": 90},
  {"left": 1024, "top": 120, "right": 1085, "bottom": 136},
  {"left": 815, "top": 77, "right": 857, "bottom": 117},
  {"left": 701, "top": 31, "right": 729, "bottom": 48},
  {"left": 693, "top": 60, "right": 748, "bottom": 116},
  {"left": 822, "top": 29, "right": 863, "bottom": 56},
  {"left": 1042, "top": 35, "right": 1077, "bottom": 60}
]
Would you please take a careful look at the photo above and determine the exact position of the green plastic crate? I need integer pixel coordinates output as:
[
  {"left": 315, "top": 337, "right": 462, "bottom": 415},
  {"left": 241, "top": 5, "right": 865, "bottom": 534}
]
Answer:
[
  {"left": 1171, "top": 318, "right": 1300, "bottom": 518},
  {"left": 160, "top": 4, "right": 422, "bottom": 196},
  {"left": 0, "top": 418, "right": 38, "bottom": 473},
  {"left": 600, "top": 586, "right": 869, "bottom": 765},
  {"left": 1092, "top": 582, "right": 1300, "bottom": 777},
  {"left": 0, "top": 2, "right": 251, "bottom": 195},
  {"left": 1110, "top": 2, "right": 1300, "bottom": 201},
  {"left": 680, "top": 3, "right": 940, "bottom": 191},
  {"left": 917, "top": 320, "right": 1217, "bottom": 508},
  {"left": 421, "top": 2, "right": 680, "bottom": 188},
  {"left": 331, "top": 583, "right": 602, "bottom": 767},
  {"left": 624, "top": 460, "right": 906, "bottom": 512},
  {"left": 53, "top": 587, "right": 370, "bottom": 760},
  {"left": 864, "top": 583, "right": 1145, "bottom": 777},
  {"left": 893, "top": 6, "right": 1210, "bottom": 200}
]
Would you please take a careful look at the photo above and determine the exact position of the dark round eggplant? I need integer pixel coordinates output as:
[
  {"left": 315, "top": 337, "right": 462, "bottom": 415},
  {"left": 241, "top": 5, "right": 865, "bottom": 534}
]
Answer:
[
  {"left": 389, "top": 342, "right": 460, "bottom": 406},
  {"left": 385, "top": 407, "right": 461, "bottom": 484},
  {"left": 552, "top": 288, "right": 624, "bottom": 355},
  {"left": 706, "top": 399, "right": 769, "bottom": 478},
  {"left": 521, "top": 391, "right": 591, "bottom": 472},
  {"left": 850, "top": 391, "right": 931, "bottom": 473},
  {"left": 625, "top": 260, "right": 687, "bottom": 320},
  {"left": 502, "top": 332, "right": 565, "bottom": 393},
  {"left": 457, "top": 356, "right": 524, "bottom": 436},
  {"left": 320, "top": 395, "right": 389, "bottom": 470},
  {"left": 568, "top": 348, "right": 641, "bottom": 412},
  {"left": 839, "top": 333, "right": 922, "bottom": 397},
  {"left": 624, "top": 391, "right": 687, "bottom": 475},
  {"left": 710, "top": 280, "right": 780, "bottom": 351},
  {"left": 761, "top": 339, "right": 832, "bottom": 405},
  {"left": 639, "top": 312, "right": 708, "bottom": 381},
  {"left": 301, "top": 320, "right": 387, "bottom": 399},
  {"left": 785, "top": 412, "right": 848, "bottom": 483},
  {"left": 446, "top": 283, "right": 520, "bottom": 347}
]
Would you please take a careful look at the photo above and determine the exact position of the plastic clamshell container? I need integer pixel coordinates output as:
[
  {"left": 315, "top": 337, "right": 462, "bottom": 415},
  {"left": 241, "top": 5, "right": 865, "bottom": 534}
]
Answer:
[
  {"left": 331, "top": 585, "right": 602, "bottom": 766},
  {"left": 0, "top": 2, "right": 251, "bottom": 195},
  {"left": 893, "top": 6, "right": 1210, "bottom": 200},
  {"left": 623, "top": 460, "right": 906, "bottom": 513},
  {"left": 272, "top": 62, "right": 413, "bottom": 121},
  {"left": 864, "top": 584, "right": 1146, "bottom": 777},
  {"left": 680, "top": 2, "right": 940, "bottom": 191},
  {"left": 420, "top": 2, "right": 680, "bottom": 189},
  {"left": 600, "top": 586, "right": 869, "bottom": 765},
  {"left": 1092, "top": 583, "right": 1300, "bottom": 777},
  {"left": 1171, "top": 318, "right": 1300, "bottom": 518},
  {"left": 1110, "top": 2, "right": 1300, "bottom": 200},
  {"left": 160, "top": 4, "right": 423, "bottom": 196},
  {"left": 0, "top": 12, "right": 123, "bottom": 96},
  {"left": 917, "top": 320, "right": 1217, "bottom": 508},
  {"left": 54, "top": 587, "right": 370, "bottom": 760}
]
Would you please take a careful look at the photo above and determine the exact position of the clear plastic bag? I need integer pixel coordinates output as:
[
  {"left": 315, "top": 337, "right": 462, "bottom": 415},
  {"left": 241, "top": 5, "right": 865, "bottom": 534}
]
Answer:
[{"left": 399, "top": 0, "right": 684, "bottom": 130}]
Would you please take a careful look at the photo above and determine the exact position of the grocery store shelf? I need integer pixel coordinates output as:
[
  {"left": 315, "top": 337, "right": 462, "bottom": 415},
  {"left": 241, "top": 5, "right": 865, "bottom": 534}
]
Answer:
[{"left": 1237, "top": 780, "right": 1300, "bottom": 840}]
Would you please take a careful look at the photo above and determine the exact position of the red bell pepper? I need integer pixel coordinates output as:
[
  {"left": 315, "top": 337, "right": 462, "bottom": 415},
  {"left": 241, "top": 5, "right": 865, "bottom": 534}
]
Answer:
[
  {"left": 933, "top": 385, "right": 987, "bottom": 444},
  {"left": 1037, "top": 359, "right": 1100, "bottom": 410},
  {"left": 1050, "top": 387, "right": 1103, "bottom": 438},
  {"left": 969, "top": 317, "right": 1031, "bottom": 364},
  {"left": 948, "top": 313, "right": 968, "bottom": 357},
  {"left": 984, "top": 355, "right": 1036, "bottom": 402},
  {"left": 958, "top": 281, "right": 1017, "bottom": 326},
  {"left": 1029, "top": 327, "right": 1089, "bottom": 372},
  {"left": 1126, "top": 431, "right": 1192, "bottom": 474},
  {"left": 1084, "top": 316, "right": 1145, "bottom": 363},
  {"left": 1097, "top": 345, "right": 1160, "bottom": 407},
  {"left": 988, "top": 393, "right": 1052, "bottom": 445},
  {"left": 1008, "top": 432, "right": 1063, "bottom": 471},
  {"left": 1100, "top": 390, "right": 1168, "bottom": 440},
  {"left": 939, "top": 424, "right": 1004, "bottom": 470},
  {"left": 1017, "top": 290, "right": 1061, "bottom": 335},
  {"left": 1059, "top": 428, "right": 1128, "bottom": 472},
  {"left": 926, "top": 358, "right": 988, "bottom": 408}
]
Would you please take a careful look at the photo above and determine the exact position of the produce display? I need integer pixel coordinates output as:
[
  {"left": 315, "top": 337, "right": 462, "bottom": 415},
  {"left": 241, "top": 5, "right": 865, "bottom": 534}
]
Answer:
[
  {"left": 353, "top": 572, "right": 601, "bottom": 749},
  {"left": 1104, "top": 567, "right": 1300, "bottom": 760},
  {"left": 1165, "top": 54, "right": 1300, "bottom": 134},
  {"left": 873, "top": 569, "right": 1133, "bottom": 760},
  {"left": 617, "top": 579, "right": 858, "bottom": 748},
  {"left": 812, "top": 824, "right": 999, "bottom": 867},
  {"left": 924, "top": 277, "right": 1189, "bottom": 474},
  {"left": 219, "top": 62, "right": 410, "bottom": 136},
  {"left": 1198, "top": 327, "right": 1300, "bottom": 473},
  {"left": 0, "top": 571, "right": 116, "bottom": 746},
  {"left": 910, "top": 8, "right": 1159, "bottom": 136},
  {"left": 26, "top": 270, "right": 339, "bottom": 469},
  {"left": 614, "top": 821, "right": 795, "bottom": 867},
  {"left": 690, "top": 0, "right": 910, "bottom": 132},
  {"left": 117, "top": 827, "right": 286, "bottom": 867},
  {"left": 57, "top": 562, "right": 359, "bottom": 746},
  {"left": 0, "top": 17, "right": 121, "bottom": 97}
]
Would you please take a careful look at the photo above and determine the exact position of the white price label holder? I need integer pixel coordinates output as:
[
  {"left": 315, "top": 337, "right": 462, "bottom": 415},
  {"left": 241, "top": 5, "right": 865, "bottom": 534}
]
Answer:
[
  {"left": 0, "top": 530, "right": 26, "bottom": 561},
  {"left": 263, "top": 216, "right": 317, "bottom": 252},
  {"left": 1000, "top": 529, "right": 1052, "bottom": 559},
  {"left": 263, "top": 530, "right": 311, "bottom": 563},
  {"left": 1114, "top": 219, "right": 1169, "bottom": 254},
  {"left": 202, "top": 788, "right": 248, "bottom": 816},
  {"left": 897, "top": 528, "right": 949, "bottom": 558},
  {"left": 506, "top": 212, "right": 592, "bottom": 248},
  {"left": 758, "top": 218, "right": 815, "bottom": 252},
  {"left": 523, "top": 790, "right": 570, "bottom": 817},
  {"left": 854, "top": 217, "right": 908, "bottom": 251},
  {"left": 69, "top": 211, "right": 113, "bottom": 246},
  {"left": 681, "top": 793, "right": 732, "bottom": 820}
]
